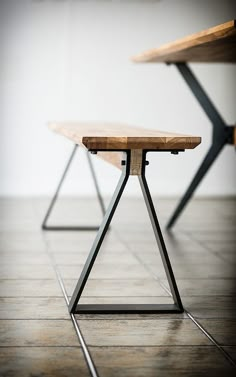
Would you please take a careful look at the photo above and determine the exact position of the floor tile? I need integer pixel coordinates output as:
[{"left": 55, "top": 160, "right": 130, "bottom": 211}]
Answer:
[
  {"left": 161, "top": 279, "right": 236, "bottom": 296},
  {"left": 0, "top": 320, "right": 79, "bottom": 346},
  {"left": 59, "top": 264, "right": 151, "bottom": 279},
  {"left": 0, "top": 238, "right": 46, "bottom": 253},
  {"left": 0, "top": 251, "right": 50, "bottom": 265},
  {"left": 79, "top": 318, "right": 211, "bottom": 346},
  {"left": 223, "top": 347, "right": 236, "bottom": 362},
  {"left": 149, "top": 262, "right": 236, "bottom": 279},
  {"left": 183, "top": 296, "right": 236, "bottom": 318},
  {"left": 0, "top": 347, "right": 90, "bottom": 377},
  {"left": 65, "top": 278, "right": 168, "bottom": 297},
  {"left": 0, "top": 265, "right": 55, "bottom": 279},
  {"left": 198, "top": 319, "right": 236, "bottom": 345},
  {"left": 90, "top": 346, "right": 232, "bottom": 377},
  {"left": 0, "top": 297, "right": 69, "bottom": 319},
  {"left": 0, "top": 280, "right": 62, "bottom": 297},
  {"left": 53, "top": 250, "right": 139, "bottom": 265}
]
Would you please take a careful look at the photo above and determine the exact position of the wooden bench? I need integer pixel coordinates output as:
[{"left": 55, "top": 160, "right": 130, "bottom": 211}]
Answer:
[
  {"left": 132, "top": 20, "right": 236, "bottom": 229},
  {"left": 43, "top": 121, "right": 200, "bottom": 315},
  {"left": 49, "top": 121, "right": 200, "bottom": 173}
]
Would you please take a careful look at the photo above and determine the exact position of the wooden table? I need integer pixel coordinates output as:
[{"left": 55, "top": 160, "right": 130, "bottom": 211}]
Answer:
[
  {"left": 44, "top": 122, "right": 200, "bottom": 315},
  {"left": 132, "top": 20, "right": 236, "bottom": 229}
]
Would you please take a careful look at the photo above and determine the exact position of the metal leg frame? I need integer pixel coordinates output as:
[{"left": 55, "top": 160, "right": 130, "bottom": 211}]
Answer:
[
  {"left": 69, "top": 150, "right": 183, "bottom": 314},
  {"left": 167, "top": 63, "right": 235, "bottom": 229},
  {"left": 42, "top": 144, "right": 105, "bottom": 231}
]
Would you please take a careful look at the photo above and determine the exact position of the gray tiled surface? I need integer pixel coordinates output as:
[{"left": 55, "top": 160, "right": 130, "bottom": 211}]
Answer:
[{"left": 0, "top": 197, "right": 235, "bottom": 376}]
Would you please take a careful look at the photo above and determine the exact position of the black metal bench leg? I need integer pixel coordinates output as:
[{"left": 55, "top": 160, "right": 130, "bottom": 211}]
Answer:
[
  {"left": 87, "top": 151, "right": 106, "bottom": 216},
  {"left": 68, "top": 151, "right": 131, "bottom": 313},
  {"left": 139, "top": 152, "right": 183, "bottom": 310},
  {"left": 69, "top": 150, "right": 183, "bottom": 314},
  {"left": 42, "top": 144, "right": 105, "bottom": 231}
]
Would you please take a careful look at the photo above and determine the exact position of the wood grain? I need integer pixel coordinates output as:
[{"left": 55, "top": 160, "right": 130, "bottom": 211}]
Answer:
[
  {"left": 132, "top": 20, "right": 236, "bottom": 63},
  {"left": 98, "top": 150, "right": 143, "bottom": 174},
  {"left": 97, "top": 151, "right": 123, "bottom": 170},
  {"left": 49, "top": 122, "right": 201, "bottom": 151}
]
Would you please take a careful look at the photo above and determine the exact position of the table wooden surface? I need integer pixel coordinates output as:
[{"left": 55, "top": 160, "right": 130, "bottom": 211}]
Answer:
[
  {"left": 132, "top": 20, "right": 236, "bottom": 63},
  {"left": 49, "top": 122, "right": 201, "bottom": 151}
]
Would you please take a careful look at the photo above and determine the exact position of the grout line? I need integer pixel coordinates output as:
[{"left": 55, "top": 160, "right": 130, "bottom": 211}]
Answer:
[
  {"left": 194, "top": 238, "right": 233, "bottom": 264},
  {"left": 185, "top": 310, "right": 236, "bottom": 367},
  {"left": 41, "top": 234, "right": 99, "bottom": 377},
  {"left": 115, "top": 229, "right": 236, "bottom": 368},
  {"left": 155, "top": 266, "right": 236, "bottom": 367}
]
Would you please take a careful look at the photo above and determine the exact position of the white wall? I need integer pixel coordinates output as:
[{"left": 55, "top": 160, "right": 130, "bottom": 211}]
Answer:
[{"left": 1, "top": 0, "right": 236, "bottom": 197}]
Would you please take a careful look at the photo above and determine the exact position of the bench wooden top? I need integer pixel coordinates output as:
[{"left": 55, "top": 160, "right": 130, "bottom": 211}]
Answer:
[
  {"left": 132, "top": 20, "right": 236, "bottom": 63},
  {"left": 49, "top": 122, "right": 201, "bottom": 151}
]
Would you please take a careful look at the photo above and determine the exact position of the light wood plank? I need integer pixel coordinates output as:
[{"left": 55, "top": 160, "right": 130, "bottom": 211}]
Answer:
[
  {"left": 98, "top": 149, "right": 143, "bottom": 174},
  {"left": 132, "top": 20, "right": 236, "bottom": 63},
  {"left": 49, "top": 122, "right": 201, "bottom": 151}
]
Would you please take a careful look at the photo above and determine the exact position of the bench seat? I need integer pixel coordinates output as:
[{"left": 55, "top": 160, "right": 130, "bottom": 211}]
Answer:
[{"left": 49, "top": 122, "right": 201, "bottom": 151}]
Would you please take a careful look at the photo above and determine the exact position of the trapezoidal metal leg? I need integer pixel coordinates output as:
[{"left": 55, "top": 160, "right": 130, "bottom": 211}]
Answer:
[
  {"left": 69, "top": 150, "right": 183, "bottom": 314},
  {"left": 42, "top": 144, "right": 105, "bottom": 231}
]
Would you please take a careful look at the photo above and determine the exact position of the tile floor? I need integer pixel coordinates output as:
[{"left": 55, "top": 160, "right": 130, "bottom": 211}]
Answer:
[{"left": 0, "top": 196, "right": 235, "bottom": 376}]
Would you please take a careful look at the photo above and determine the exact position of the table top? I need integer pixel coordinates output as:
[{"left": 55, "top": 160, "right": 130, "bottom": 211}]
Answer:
[
  {"left": 49, "top": 122, "right": 201, "bottom": 151},
  {"left": 132, "top": 20, "right": 236, "bottom": 63}
]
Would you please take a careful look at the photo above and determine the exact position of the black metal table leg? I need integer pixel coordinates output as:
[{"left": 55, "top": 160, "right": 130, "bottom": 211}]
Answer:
[
  {"left": 69, "top": 150, "right": 183, "bottom": 315},
  {"left": 167, "top": 142, "right": 224, "bottom": 229},
  {"left": 167, "top": 63, "right": 234, "bottom": 229},
  {"left": 42, "top": 144, "right": 105, "bottom": 231}
]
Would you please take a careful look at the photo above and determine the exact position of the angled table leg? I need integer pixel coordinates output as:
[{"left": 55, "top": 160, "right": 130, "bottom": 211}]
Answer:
[
  {"left": 167, "top": 142, "right": 224, "bottom": 229},
  {"left": 42, "top": 144, "right": 105, "bottom": 231},
  {"left": 167, "top": 63, "right": 235, "bottom": 229},
  {"left": 69, "top": 150, "right": 183, "bottom": 315}
]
